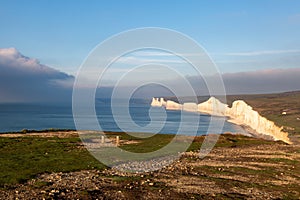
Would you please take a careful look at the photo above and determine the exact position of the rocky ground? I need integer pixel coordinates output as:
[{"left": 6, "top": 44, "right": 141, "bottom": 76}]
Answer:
[{"left": 1, "top": 132, "right": 299, "bottom": 199}]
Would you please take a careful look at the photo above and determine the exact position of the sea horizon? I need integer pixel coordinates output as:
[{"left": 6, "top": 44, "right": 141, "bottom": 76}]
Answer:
[{"left": 0, "top": 98, "right": 248, "bottom": 135}]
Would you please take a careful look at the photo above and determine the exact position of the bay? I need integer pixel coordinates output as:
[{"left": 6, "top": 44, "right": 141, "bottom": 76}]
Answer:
[{"left": 0, "top": 98, "right": 248, "bottom": 135}]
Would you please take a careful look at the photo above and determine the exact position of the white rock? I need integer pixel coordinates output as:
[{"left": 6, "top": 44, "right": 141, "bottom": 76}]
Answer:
[
  {"left": 150, "top": 96, "right": 291, "bottom": 144},
  {"left": 183, "top": 102, "right": 198, "bottom": 112}
]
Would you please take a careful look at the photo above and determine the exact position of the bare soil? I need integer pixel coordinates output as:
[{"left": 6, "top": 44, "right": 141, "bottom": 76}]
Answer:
[{"left": 0, "top": 132, "right": 299, "bottom": 199}]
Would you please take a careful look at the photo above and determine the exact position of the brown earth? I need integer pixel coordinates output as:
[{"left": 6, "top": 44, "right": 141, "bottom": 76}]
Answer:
[{"left": 0, "top": 132, "right": 299, "bottom": 199}]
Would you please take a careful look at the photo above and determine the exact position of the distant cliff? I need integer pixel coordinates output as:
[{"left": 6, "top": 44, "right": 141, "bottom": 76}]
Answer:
[{"left": 151, "top": 97, "right": 291, "bottom": 144}]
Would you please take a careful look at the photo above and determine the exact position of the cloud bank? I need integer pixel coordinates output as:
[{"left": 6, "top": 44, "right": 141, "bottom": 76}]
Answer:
[
  {"left": 0, "top": 48, "right": 299, "bottom": 102},
  {"left": 96, "top": 68, "right": 300, "bottom": 99},
  {"left": 222, "top": 68, "right": 300, "bottom": 94},
  {"left": 0, "top": 48, "right": 74, "bottom": 102}
]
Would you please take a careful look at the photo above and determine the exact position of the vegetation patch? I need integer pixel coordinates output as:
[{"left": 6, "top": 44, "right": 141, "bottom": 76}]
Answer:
[{"left": 0, "top": 136, "right": 106, "bottom": 187}]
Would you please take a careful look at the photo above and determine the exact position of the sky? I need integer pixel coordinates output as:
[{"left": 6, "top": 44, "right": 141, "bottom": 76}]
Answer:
[{"left": 0, "top": 0, "right": 300, "bottom": 102}]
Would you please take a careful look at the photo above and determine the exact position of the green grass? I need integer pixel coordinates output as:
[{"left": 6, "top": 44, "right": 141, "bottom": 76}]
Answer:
[
  {"left": 119, "top": 133, "right": 175, "bottom": 153},
  {"left": 110, "top": 176, "right": 142, "bottom": 182},
  {"left": 1, "top": 128, "right": 76, "bottom": 134},
  {"left": 267, "top": 157, "right": 299, "bottom": 165},
  {"left": 0, "top": 132, "right": 182, "bottom": 187},
  {"left": 187, "top": 134, "right": 275, "bottom": 151},
  {"left": 0, "top": 136, "right": 106, "bottom": 187},
  {"left": 0, "top": 132, "right": 294, "bottom": 188},
  {"left": 32, "top": 180, "right": 52, "bottom": 188}
]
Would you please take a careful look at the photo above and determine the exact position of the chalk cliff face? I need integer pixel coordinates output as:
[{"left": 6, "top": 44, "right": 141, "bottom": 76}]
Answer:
[
  {"left": 228, "top": 100, "right": 290, "bottom": 144},
  {"left": 197, "top": 97, "right": 229, "bottom": 116},
  {"left": 183, "top": 103, "right": 198, "bottom": 112},
  {"left": 151, "top": 98, "right": 167, "bottom": 107},
  {"left": 166, "top": 100, "right": 182, "bottom": 110},
  {"left": 150, "top": 97, "right": 291, "bottom": 144}
]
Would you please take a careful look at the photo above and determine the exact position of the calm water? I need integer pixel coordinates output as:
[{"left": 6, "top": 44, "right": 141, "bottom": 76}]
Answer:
[{"left": 0, "top": 99, "right": 247, "bottom": 135}]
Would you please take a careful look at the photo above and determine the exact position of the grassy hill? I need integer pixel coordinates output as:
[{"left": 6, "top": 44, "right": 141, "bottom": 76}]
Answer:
[
  {"left": 1, "top": 132, "right": 299, "bottom": 199},
  {"left": 165, "top": 91, "right": 300, "bottom": 143}
]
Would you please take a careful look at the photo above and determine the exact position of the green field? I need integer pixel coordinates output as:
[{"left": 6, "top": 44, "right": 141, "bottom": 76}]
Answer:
[
  {"left": 0, "top": 132, "right": 277, "bottom": 187},
  {"left": 0, "top": 136, "right": 105, "bottom": 187}
]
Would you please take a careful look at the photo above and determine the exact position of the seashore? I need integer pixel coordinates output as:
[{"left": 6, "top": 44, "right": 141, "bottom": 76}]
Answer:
[{"left": 151, "top": 97, "right": 291, "bottom": 144}]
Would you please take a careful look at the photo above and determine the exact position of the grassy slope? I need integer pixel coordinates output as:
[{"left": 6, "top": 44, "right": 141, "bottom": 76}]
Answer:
[
  {"left": 0, "top": 132, "right": 178, "bottom": 187},
  {"left": 0, "top": 132, "right": 277, "bottom": 188},
  {"left": 0, "top": 136, "right": 105, "bottom": 187},
  {"left": 1, "top": 133, "right": 299, "bottom": 199}
]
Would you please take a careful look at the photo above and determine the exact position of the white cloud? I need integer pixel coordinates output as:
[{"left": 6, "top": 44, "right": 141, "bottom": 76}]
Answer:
[
  {"left": 220, "top": 68, "right": 300, "bottom": 94},
  {"left": 225, "top": 49, "right": 300, "bottom": 56},
  {"left": 131, "top": 51, "right": 174, "bottom": 57},
  {"left": 174, "top": 68, "right": 300, "bottom": 95},
  {"left": 1, "top": 48, "right": 299, "bottom": 102},
  {"left": 0, "top": 48, "right": 74, "bottom": 102},
  {"left": 115, "top": 55, "right": 185, "bottom": 65}
]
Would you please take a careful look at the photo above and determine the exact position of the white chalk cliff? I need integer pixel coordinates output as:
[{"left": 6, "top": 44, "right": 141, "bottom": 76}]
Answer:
[
  {"left": 151, "top": 98, "right": 167, "bottom": 107},
  {"left": 151, "top": 97, "right": 291, "bottom": 144}
]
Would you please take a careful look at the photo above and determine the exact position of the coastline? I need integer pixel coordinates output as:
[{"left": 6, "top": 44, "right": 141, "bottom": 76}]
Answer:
[
  {"left": 151, "top": 97, "right": 291, "bottom": 144},
  {"left": 1, "top": 129, "right": 299, "bottom": 199},
  {"left": 230, "top": 120, "right": 277, "bottom": 141},
  {"left": 0, "top": 119, "right": 281, "bottom": 143}
]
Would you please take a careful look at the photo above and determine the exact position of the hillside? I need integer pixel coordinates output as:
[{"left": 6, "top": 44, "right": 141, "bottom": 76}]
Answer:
[
  {"left": 164, "top": 91, "right": 300, "bottom": 143},
  {"left": 226, "top": 91, "right": 300, "bottom": 137},
  {"left": 0, "top": 131, "right": 299, "bottom": 199}
]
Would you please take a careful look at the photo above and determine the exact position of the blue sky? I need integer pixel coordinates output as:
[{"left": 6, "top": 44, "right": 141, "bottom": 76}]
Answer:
[
  {"left": 1, "top": 0, "right": 300, "bottom": 103},
  {"left": 1, "top": 0, "right": 300, "bottom": 75}
]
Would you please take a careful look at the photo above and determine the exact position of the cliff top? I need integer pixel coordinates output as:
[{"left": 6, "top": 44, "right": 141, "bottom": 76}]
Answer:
[{"left": 162, "top": 91, "right": 300, "bottom": 144}]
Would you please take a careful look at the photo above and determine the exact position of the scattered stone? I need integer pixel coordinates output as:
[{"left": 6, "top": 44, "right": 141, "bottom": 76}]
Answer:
[{"left": 1, "top": 136, "right": 299, "bottom": 199}]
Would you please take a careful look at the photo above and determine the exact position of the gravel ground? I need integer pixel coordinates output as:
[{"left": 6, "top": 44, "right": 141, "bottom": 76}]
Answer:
[{"left": 1, "top": 137, "right": 299, "bottom": 200}]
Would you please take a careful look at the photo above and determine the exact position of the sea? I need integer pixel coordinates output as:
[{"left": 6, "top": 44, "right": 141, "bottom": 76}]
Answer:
[{"left": 0, "top": 98, "right": 248, "bottom": 135}]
